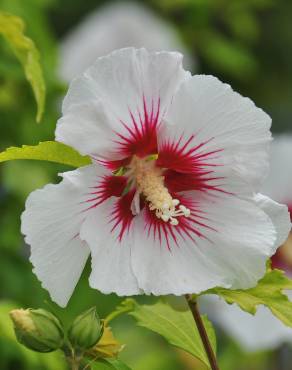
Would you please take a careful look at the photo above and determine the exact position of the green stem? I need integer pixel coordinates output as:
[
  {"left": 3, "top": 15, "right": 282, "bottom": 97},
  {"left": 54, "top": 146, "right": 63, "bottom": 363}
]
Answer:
[
  {"left": 105, "top": 305, "right": 132, "bottom": 324},
  {"left": 71, "top": 360, "right": 79, "bottom": 370},
  {"left": 64, "top": 347, "right": 81, "bottom": 370},
  {"left": 185, "top": 294, "right": 220, "bottom": 370}
]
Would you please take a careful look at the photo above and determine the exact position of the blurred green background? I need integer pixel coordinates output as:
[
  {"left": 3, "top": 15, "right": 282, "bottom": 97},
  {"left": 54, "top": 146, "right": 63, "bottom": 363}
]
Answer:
[{"left": 1, "top": 0, "right": 292, "bottom": 369}]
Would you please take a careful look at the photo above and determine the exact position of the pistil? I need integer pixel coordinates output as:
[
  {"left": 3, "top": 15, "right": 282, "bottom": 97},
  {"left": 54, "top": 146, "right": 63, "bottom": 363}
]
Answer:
[{"left": 129, "top": 156, "right": 190, "bottom": 225}]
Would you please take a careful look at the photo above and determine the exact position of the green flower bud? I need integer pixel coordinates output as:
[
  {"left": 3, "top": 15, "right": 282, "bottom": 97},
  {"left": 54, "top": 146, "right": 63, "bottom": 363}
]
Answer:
[
  {"left": 10, "top": 308, "right": 64, "bottom": 353},
  {"left": 68, "top": 307, "right": 104, "bottom": 350}
]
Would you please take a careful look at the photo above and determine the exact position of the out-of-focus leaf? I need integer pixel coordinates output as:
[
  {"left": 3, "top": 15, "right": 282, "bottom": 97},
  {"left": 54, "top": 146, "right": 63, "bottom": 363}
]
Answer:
[
  {"left": 86, "top": 324, "right": 124, "bottom": 359},
  {"left": 0, "top": 80, "right": 15, "bottom": 108},
  {"left": 113, "top": 321, "right": 182, "bottom": 370},
  {"left": 0, "top": 141, "right": 91, "bottom": 167},
  {"left": 124, "top": 299, "right": 216, "bottom": 369},
  {"left": 226, "top": 8, "right": 259, "bottom": 43},
  {"left": 218, "top": 337, "right": 272, "bottom": 370},
  {"left": 150, "top": 0, "right": 193, "bottom": 10},
  {"left": 2, "top": 161, "right": 51, "bottom": 199},
  {"left": 0, "top": 11, "right": 45, "bottom": 122},
  {"left": 203, "top": 268, "right": 292, "bottom": 327},
  {"left": 199, "top": 32, "right": 258, "bottom": 79},
  {"left": 0, "top": 301, "right": 66, "bottom": 369},
  {"left": 91, "top": 358, "right": 132, "bottom": 370}
]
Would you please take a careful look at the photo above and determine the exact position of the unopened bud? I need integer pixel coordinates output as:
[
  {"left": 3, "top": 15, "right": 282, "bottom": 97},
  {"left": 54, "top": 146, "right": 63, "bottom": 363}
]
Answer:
[
  {"left": 10, "top": 308, "right": 64, "bottom": 353},
  {"left": 68, "top": 307, "right": 103, "bottom": 350}
]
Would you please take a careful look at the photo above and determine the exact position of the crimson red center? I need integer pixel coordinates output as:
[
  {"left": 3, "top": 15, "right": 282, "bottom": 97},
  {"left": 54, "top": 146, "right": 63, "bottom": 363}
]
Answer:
[{"left": 85, "top": 98, "right": 226, "bottom": 248}]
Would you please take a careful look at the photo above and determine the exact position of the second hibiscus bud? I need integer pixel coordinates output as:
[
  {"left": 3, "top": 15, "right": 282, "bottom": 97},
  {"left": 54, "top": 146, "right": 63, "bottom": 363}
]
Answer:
[{"left": 68, "top": 306, "right": 104, "bottom": 350}]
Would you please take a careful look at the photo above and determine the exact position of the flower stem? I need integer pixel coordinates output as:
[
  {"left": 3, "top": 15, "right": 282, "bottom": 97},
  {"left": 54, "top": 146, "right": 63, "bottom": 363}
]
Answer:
[
  {"left": 185, "top": 294, "right": 220, "bottom": 370},
  {"left": 64, "top": 348, "right": 81, "bottom": 370},
  {"left": 71, "top": 361, "right": 79, "bottom": 370},
  {"left": 67, "top": 356, "right": 81, "bottom": 370}
]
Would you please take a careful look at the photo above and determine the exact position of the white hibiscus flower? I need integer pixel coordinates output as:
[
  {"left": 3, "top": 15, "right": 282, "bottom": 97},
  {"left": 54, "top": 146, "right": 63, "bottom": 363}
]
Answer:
[
  {"left": 201, "top": 136, "right": 292, "bottom": 351},
  {"left": 21, "top": 48, "right": 291, "bottom": 307},
  {"left": 59, "top": 1, "right": 193, "bottom": 82},
  {"left": 266, "top": 136, "right": 292, "bottom": 273}
]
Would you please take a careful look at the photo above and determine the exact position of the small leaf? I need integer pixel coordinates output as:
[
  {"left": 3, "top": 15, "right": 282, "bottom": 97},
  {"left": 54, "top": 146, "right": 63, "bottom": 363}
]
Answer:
[
  {"left": 0, "top": 11, "right": 45, "bottom": 122},
  {"left": 203, "top": 268, "right": 292, "bottom": 327},
  {"left": 126, "top": 299, "right": 216, "bottom": 369},
  {"left": 91, "top": 358, "right": 132, "bottom": 370},
  {"left": 0, "top": 141, "right": 91, "bottom": 168}
]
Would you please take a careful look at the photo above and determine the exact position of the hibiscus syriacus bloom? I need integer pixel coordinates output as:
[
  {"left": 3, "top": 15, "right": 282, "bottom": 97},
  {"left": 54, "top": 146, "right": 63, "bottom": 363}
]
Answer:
[
  {"left": 264, "top": 136, "right": 292, "bottom": 273},
  {"left": 21, "top": 48, "right": 291, "bottom": 307},
  {"left": 59, "top": 1, "right": 193, "bottom": 81},
  {"left": 202, "top": 136, "right": 292, "bottom": 351}
]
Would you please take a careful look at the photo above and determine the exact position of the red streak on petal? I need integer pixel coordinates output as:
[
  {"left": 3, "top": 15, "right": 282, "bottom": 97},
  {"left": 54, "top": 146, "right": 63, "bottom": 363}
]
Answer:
[
  {"left": 98, "top": 157, "right": 131, "bottom": 172},
  {"left": 158, "top": 134, "right": 229, "bottom": 195},
  {"left": 157, "top": 135, "right": 222, "bottom": 174},
  {"left": 164, "top": 169, "right": 228, "bottom": 195},
  {"left": 144, "top": 194, "right": 216, "bottom": 250},
  {"left": 116, "top": 97, "right": 160, "bottom": 157},
  {"left": 83, "top": 175, "right": 127, "bottom": 210},
  {"left": 109, "top": 190, "right": 136, "bottom": 242},
  {"left": 101, "top": 97, "right": 160, "bottom": 170}
]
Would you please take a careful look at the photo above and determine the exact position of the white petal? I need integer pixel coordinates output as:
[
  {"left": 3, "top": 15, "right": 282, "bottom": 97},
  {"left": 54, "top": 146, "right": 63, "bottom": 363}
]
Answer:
[
  {"left": 261, "top": 135, "right": 292, "bottom": 203},
  {"left": 79, "top": 198, "right": 140, "bottom": 295},
  {"left": 56, "top": 99, "right": 119, "bottom": 158},
  {"left": 59, "top": 2, "right": 194, "bottom": 81},
  {"left": 21, "top": 164, "right": 105, "bottom": 307},
  {"left": 161, "top": 75, "right": 272, "bottom": 193},
  {"left": 255, "top": 193, "right": 291, "bottom": 247},
  {"left": 131, "top": 195, "right": 277, "bottom": 295},
  {"left": 56, "top": 47, "right": 189, "bottom": 157}
]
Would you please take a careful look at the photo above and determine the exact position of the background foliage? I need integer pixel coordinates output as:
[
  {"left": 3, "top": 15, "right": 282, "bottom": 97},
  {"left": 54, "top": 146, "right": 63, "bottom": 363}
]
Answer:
[{"left": 0, "top": 0, "right": 292, "bottom": 369}]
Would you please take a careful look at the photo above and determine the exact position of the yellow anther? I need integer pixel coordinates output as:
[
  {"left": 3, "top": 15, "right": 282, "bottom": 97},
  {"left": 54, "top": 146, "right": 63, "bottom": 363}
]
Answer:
[{"left": 129, "top": 156, "right": 191, "bottom": 225}]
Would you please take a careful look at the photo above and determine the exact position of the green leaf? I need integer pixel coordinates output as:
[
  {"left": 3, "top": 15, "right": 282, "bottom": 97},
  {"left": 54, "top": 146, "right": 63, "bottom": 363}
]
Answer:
[
  {"left": 203, "top": 268, "right": 292, "bottom": 327},
  {"left": 91, "top": 359, "right": 132, "bottom": 370},
  {"left": 0, "top": 11, "right": 45, "bottom": 122},
  {"left": 0, "top": 141, "right": 91, "bottom": 167},
  {"left": 125, "top": 299, "right": 216, "bottom": 369}
]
